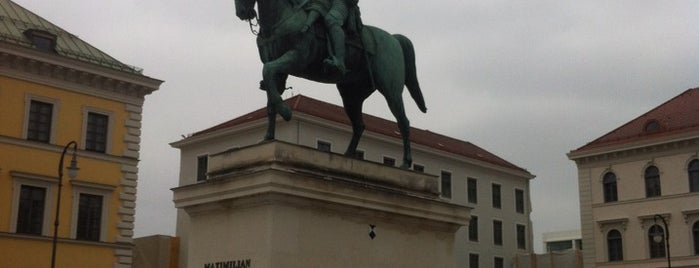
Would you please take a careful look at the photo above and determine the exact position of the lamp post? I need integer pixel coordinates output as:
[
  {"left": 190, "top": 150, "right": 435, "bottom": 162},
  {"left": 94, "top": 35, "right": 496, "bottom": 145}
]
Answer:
[
  {"left": 50, "top": 141, "right": 79, "bottom": 268},
  {"left": 653, "top": 214, "right": 671, "bottom": 268}
]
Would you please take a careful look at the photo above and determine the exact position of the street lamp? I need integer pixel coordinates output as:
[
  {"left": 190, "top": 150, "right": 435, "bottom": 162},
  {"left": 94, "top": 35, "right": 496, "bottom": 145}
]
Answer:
[
  {"left": 50, "top": 141, "right": 79, "bottom": 268},
  {"left": 653, "top": 214, "right": 671, "bottom": 268}
]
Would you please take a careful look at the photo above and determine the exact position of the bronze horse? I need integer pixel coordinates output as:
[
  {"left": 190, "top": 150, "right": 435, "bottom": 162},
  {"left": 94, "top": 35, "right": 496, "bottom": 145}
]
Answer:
[{"left": 235, "top": 0, "right": 426, "bottom": 168}]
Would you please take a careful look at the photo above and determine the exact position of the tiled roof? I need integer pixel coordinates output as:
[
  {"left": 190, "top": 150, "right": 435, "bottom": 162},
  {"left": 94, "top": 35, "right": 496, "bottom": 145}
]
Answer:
[
  {"left": 192, "top": 95, "right": 531, "bottom": 174},
  {"left": 0, "top": 0, "right": 141, "bottom": 74},
  {"left": 573, "top": 87, "right": 699, "bottom": 153}
]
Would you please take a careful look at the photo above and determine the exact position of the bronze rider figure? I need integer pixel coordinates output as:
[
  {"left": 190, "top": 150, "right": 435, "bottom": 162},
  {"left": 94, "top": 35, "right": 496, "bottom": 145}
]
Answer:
[{"left": 302, "top": 0, "right": 359, "bottom": 74}]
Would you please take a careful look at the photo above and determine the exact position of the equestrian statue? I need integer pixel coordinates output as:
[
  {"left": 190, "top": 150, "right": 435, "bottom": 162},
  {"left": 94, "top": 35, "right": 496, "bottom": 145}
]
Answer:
[{"left": 234, "top": 0, "right": 427, "bottom": 168}]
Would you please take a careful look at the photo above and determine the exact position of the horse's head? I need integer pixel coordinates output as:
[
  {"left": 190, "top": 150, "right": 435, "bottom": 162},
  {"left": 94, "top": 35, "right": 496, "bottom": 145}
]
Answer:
[{"left": 235, "top": 0, "right": 257, "bottom": 21}]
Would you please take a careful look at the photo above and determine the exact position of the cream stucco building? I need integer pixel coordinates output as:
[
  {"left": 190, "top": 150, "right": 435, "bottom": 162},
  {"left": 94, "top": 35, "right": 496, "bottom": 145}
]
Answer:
[
  {"left": 569, "top": 87, "right": 699, "bottom": 268},
  {"left": 171, "top": 95, "right": 534, "bottom": 268}
]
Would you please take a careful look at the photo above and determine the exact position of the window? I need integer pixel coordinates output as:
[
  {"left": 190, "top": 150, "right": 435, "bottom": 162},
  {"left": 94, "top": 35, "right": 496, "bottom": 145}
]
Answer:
[
  {"left": 645, "top": 166, "right": 661, "bottom": 197},
  {"left": 515, "top": 189, "right": 525, "bottom": 213},
  {"left": 316, "top": 140, "right": 331, "bottom": 152},
  {"left": 468, "top": 253, "right": 479, "bottom": 268},
  {"left": 27, "top": 100, "right": 53, "bottom": 143},
  {"left": 516, "top": 224, "right": 526, "bottom": 249},
  {"left": 492, "top": 184, "right": 501, "bottom": 209},
  {"left": 382, "top": 156, "right": 395, "bottom": 167},
  {"left": 197, "top": 155, "right": 208, "bottom": 182},
  {"left": 467, "top": 178, "right": 477, "bottom": 204},
  {"left": 607, "top": 229, "right": 623, "bottom": 261},
  {"left": 689, "top": 159, "right": 699, "bottom": 192},
  {"left": 648, "top": 225, "right": 666, "bottom": 258},
  {"left": 10, "top": 173, "right": 55, "bottom": 236},
  {"left": 547, "top": 241, "right": 572, "bottom": 252},
  {"left": 16, "top": 185, "right": 47, "bottom": 235},
  {"left": 693, "top": 221, "right": 699, "bottom": 255},
  {"left": 412, "top": 163, "right": 424, "bottom": 173},
  {"left": 468, "top": 216, "right": 478, "bottom": 242},
  {"left": 85, "top": 112, "right": 109, "bottom": 153},
  {"left": 76, "top": 193, "right": 102, "bottom": 241},
  {"left": 645, "top": 120, "right": 661, "bottom": 133},
  {"left": 494, "top": 257, "right": 504, "bottom": 268},
  {"left": 23, "top": 29, "right": 57, "bottom": 52},
  {"left": 70, "top": 182, "right": 112, "bottom": 242},
  {"left": 603, "top": 172, "right": 618, "bottom": 202},
  {"left": 493, "top": 220, "right": 503, "bottom": 246},
  {"left": 441, "top": 171, "right": 452, "bottom": 198}
]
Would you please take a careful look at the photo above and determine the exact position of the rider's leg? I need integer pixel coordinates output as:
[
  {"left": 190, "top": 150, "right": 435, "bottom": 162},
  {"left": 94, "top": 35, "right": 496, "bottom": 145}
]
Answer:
[
  {"left": 324, "top": 2, "right": 348, "bottom": 74},
  {"left": 325, "top": 24, "right": 347, "bottom": 74}
]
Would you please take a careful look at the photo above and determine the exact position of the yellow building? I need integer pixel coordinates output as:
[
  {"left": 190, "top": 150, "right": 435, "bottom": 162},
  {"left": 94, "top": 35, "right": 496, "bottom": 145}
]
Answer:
[{"left": 0, "top": 1, "right": 162, "bottom": 267}]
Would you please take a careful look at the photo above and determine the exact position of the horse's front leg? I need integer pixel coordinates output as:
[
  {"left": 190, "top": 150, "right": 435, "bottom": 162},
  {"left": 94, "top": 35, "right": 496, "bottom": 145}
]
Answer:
[
  {"left": 262, "top": 50, "right": 299, "bottom": 122},
  {"left": 338, "top": 82, "right": 372, "bottom": 158},
  {"left": 262, "top": 74, "right": 289, "bottom": 141},
  {"left": 264, "top": 105, "right": 277, "bottom": 140}
]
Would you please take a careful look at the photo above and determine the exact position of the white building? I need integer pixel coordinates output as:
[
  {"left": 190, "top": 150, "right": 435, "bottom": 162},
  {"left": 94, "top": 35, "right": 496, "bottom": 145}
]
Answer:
[
  {"left": 171, "top": 95, "right": 535, "bottom": 268},
  {"left": 569, "top": 87, "right": 699, "bottom": 268},
  {"left": 542, "top": 230, "right": 582, "bottom": 253}
]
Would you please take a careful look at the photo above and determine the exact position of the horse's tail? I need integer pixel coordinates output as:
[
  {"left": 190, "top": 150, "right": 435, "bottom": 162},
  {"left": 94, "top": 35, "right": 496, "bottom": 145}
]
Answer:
[{"left": 393, "top": 34, "right": 427, "bottom": 113}]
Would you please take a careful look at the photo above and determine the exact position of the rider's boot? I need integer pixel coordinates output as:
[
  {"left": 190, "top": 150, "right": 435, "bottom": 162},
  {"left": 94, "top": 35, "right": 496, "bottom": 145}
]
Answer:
[{"left": 325, "top": 25, "right": 347, "bottom": 75}]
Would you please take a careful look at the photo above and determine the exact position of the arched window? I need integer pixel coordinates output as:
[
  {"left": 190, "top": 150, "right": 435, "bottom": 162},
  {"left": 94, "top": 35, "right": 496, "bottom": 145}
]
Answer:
[
  {"left": 648, "top": 225, "right": 666, "bottom": 258},
  {"left": 645, "top": 166, "right": 661, "bottom": 197},
  {"left": 689, "top": 160, "right": 699, "bottom": 192},
  {"left": 693, "top": 221, "right": 699, "bottom": 255},
  {"left": 603, "top": 172, "right": 618, "bottom": 202},
  {"left": 607, "top": 230, "right": 623, "bottom": 261}
]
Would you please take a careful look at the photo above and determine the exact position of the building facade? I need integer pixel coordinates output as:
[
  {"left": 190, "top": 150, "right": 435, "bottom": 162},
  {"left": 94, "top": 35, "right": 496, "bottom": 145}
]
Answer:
[
  {"left": 172, "top": 95, "right": 535, "bottom": 268},
  {"left": 569, "top": 87, "right": 699, "bottom": 268},
  {"left": 0, "top": 1, "right": 162, "bottom": 267}
]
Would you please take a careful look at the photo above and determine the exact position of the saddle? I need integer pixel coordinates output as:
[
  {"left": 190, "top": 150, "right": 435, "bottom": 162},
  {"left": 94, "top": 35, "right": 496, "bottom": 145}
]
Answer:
[{"left": 346, "top": 27, "right": 376, "bottom": 56}]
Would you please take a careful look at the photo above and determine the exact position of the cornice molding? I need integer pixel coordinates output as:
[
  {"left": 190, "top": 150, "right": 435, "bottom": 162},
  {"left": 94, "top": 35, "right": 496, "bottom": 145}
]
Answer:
[
  {"left": 596, "top": 218, "right": 628, "bottom": 232},
  {"left": 0, "top": 43, "right": 162, "bottom": 104},
  {"left": 0, "top": 135, "right": 138, "bottom": 165},
  {"left": 592, "top": 192, "right": 699, "bottom": 208},
  {"left": 569, "top": 134, "right": 699, "bottom": 165},
  {"left": 0, "top": 231, "right": 132, "bottom": 248}
]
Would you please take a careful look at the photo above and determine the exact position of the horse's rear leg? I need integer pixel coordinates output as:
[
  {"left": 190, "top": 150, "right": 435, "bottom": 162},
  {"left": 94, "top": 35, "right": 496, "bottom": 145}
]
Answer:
[{"left": 383, "top": 92, "right": 412, "bottom": 169}]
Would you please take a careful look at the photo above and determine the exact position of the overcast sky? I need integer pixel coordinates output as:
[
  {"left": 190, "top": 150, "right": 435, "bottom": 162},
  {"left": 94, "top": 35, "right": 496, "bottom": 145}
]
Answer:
[{"left": 16, "top": 0, "right": 699, "bottom": 252}]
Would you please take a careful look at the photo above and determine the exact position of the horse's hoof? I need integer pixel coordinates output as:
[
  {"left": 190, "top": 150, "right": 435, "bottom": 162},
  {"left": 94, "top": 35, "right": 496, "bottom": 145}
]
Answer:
[{"left": 279, "top": 104, "right": 292, "bottom": 121}]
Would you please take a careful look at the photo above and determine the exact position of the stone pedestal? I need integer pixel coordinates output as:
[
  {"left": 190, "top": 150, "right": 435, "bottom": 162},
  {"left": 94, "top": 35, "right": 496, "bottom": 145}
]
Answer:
[{"left": 173, "top": 141, "right": 470, "bottom": 268}]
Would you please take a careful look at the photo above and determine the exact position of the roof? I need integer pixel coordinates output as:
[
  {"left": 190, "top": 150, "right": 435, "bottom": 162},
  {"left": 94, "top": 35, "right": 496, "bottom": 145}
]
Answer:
[
  {"left": 0, "top": 0, "right": 141, "bottom": 74},
  {"left": 572, "top": 87, "right": 699, "bottom": 154},
  {"left": 191, "top": 94, "right": 531, "bottom": 175}
]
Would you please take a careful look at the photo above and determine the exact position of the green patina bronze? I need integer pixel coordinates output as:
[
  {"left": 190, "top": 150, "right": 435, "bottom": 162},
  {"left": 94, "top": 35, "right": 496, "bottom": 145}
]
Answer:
[{"left": 235, "top": 0, "right": 426, "bottom": 168}]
